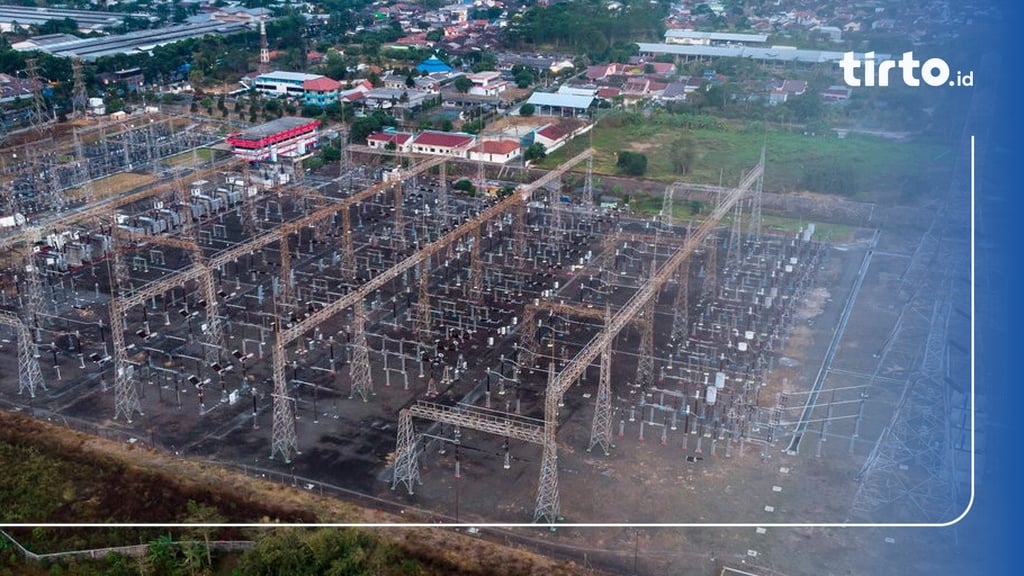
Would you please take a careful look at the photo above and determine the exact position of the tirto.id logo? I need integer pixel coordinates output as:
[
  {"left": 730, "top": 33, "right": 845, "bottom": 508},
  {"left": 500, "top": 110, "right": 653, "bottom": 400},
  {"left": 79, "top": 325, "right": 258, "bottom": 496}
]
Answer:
[{"left": 839, "top": 51, "right": 973, "bottom": 87}]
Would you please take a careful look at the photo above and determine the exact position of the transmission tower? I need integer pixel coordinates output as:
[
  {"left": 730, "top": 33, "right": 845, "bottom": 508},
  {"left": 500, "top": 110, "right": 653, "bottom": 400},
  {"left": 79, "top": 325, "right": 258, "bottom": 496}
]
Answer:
[
  {"left": 534, "top": 361, "right": 561, "bottom": 524},
  {"left": 278, "top": 233, "right": 295, "bottom": 310},
  {"left": 748, "top": 147, "right": 765, "bottom": 242},
  {"left": 670, "top": 250, "right": 691, "bottom": 345},
  {"left": 701, "top": 233, "right": 717, "bottom": 301},
  {"left": 109, "top": 243, "right": 142, "bottom": 422},
  {"left": 634, "top": 267, "right": 656, "bottom": 392},
  {"left": 0, "top": 310, "right": 45, "bottom": 398},
  {"left": 270, "top": 333, "right": 298, "bottom": 462},
  {"left": 341, "top": 207, "right": 355, "bottom": 280},
  {"left": 71, "top": 57, "right": 88, "bottom": 118},
  {"left": 660, "top": 183, "right": 676, "bottom": 230},
  {"left": 26, "top": 58, "right": 49, "bottom": 134},
  {"left": 584, "top": 152, "right": 595, "bottom": 208},
  {"left": 587, "top": 308, "right": 613, "bottom": 455},
  {"left": 259, "top": 16, "right": 270, "bottom": 75},
  {"left": 22, "top": 227, "right": 46, "bottom": 330},
  {"left": 391, "top": 409, "right": 421, "bottom": 493},
  {"left": 468, "top": 226, "right": 482, "bottom": 301},
  {"left": 348, "top": 299, "right": 373, "bottom": 401},
  {"left": 725, "top": 196, "right": 744, "bottom": 272}
]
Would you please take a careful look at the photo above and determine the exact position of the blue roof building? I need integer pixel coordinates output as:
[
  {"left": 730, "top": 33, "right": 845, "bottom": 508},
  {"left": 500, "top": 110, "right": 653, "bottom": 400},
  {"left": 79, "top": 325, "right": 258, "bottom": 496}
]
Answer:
[{"left": 416, "top": 57, "right": 453, "bottom": 74}]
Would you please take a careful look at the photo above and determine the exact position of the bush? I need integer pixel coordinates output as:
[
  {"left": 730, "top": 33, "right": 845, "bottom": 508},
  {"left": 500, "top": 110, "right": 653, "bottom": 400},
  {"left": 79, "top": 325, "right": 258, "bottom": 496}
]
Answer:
[{"left": 616, "top": 151, "right": 647, "bottom": 176}]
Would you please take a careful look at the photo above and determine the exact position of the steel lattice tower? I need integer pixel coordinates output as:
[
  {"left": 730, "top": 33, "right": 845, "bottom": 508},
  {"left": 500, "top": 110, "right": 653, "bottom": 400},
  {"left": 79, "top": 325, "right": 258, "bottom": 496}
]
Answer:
[
  {"left": 241, "top": 163, "right": 258, "bottom": 237},
  {"left": 534, "top": 361, "right": 561, "bottom": 524},
  {"left": 701, "top": 233, "right": 717, "bottom": 301},
  {"left": 392, "top": 184, "right": 405, "bottom": 249},
  {"left": 0, "top": 311, "right": 44, "bottom": 398},
  {"left": 437, "top": 162, "right": 449, "bottom": 223},
  {"left": 391, "top": 409, "right": 421, "bottom": 493},
  {"left": 660, "top": 183, "right": 676, "bottom": 229},
  {"left": 516, "top": 307, "right": 538, "bottom": 369},
  {"left": 278, "top": 233, "right": 295, "bottom": 309},
  {"left": 415, "top": 260, "right": 432, "bottom": 342},
  {"left": 259, "top": 16, "right": 270, "bottom": 74},
  {"left": 748, "top": 147, "right": 765, "bottom": 242},
  {"left": 71, "top": 57, "right": 88, "bottom": 118},
  {"left": 634, "top": 268, "right": 656, "bottom": 392},
  {"left": 512, "top": 201, "right": 527, "bottom": 260},
  {"left": 588, "top": 308, "right": 614, "bottom": 455},
  {"left": 725, "top": 196, "right": 744, "bottom": 272},
  {"left": 25, "top": 59, "right": 48, "bottom": 134},
  {"left": 670, "top": 251, "right": 691, "bottom": 345},
  {"left": 349, "top": 299, "right": 373, "bottom": 401},
  {"left": 469, "top": 226, "right": 482, "bottom": 301},
  {"left": 270, "top": 333, "right": 298, "bottom": 462},
  {"left": 584, "top": 153, "right": 594, "bottom": 207},
  {"left": 22, "top": 227, "right": 46, "bottom": 328},
  {"left": 109, "top": 244, "right": 142, "bottom": 422},
  {"left": 341, "top": 207, "right": 355, "bottom": 280}
]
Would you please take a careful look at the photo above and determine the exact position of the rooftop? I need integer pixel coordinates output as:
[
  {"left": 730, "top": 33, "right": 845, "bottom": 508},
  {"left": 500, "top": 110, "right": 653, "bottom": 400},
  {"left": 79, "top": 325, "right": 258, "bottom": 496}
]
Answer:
[
  {"left": 231, "top": 117, "right": 320, "bottom": 142},
  {"left": 259, "top": 71, "right": 325, "bottom": 83},
  {"left": 13, "top": 21, "right": 248, "bottom": 60},
  {"left": 665, "top": 30, "right": 769, "bottom": 43},
  {"left": 525, "top": 92, "right": 595, "bottom": 110},
  {"left": 472, "top": 140, "right": 521, "bottom": 154},
  {"left": 413, "top": 131, "right": 474, "bottom": 149},
  {"left": 302, "top": 77, "right": 341, "bottom": 92},
  {"left": 636, "top": 43, "right": 889, "bottom": 64}
]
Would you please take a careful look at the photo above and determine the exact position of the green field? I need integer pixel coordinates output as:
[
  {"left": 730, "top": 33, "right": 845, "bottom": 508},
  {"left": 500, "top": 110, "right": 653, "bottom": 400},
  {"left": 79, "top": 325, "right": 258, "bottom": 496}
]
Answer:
[
  {"left": 542, "top": 115, "right": 952, "bottom": 206},
  {"left": 628, "top": 194, "right": 855, "bottom": 241},
  {"left": 165, "top": 147, "right": 217, "bottom": 167}
]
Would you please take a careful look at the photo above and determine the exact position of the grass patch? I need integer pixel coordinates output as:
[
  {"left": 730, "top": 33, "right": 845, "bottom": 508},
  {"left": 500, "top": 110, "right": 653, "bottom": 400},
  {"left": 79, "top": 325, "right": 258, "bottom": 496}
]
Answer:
[
  {"left": 542, "top": 115, "right": 952, "bottom": 206},
  {"left": 628, "top": 194, "right": 855, "bottom": 242},
  {"left": 66, "top": 172, "right": 158, "bottom": 201},
  {"left": 165, "top": 147, "right": 216, "bottom": 167}
]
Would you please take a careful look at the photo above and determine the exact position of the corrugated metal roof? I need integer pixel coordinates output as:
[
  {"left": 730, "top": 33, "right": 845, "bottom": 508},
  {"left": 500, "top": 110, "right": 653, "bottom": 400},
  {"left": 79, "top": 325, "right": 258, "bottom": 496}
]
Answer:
[
  {"left": 525, "top": 92, "right": 594, "bottom": 110},
  {"left": 636, "top": 43, "right": 889, "bottom": 64},
  {"left": 665, "top": 30, "right": 768, "bottom": 43},
  {"left": 258, "top": 71, "right": 324, "bottom": 83}
]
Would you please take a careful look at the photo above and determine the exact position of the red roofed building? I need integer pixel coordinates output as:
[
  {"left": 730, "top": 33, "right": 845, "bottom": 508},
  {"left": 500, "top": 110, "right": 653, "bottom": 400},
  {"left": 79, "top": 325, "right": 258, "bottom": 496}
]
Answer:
[
  {"left": 302, "top": 76, "right": 341, "bottom": 106},
  {"left": 226, "top": 117, "right": 320, "bottom": 162},
  {"left": 469, "top": 139, "right": 521, "bottom": 164},
  {"left": 411, "top": 131, "right": 476, "bottom": 157},
  {"left": 367, "top": 131, "right": 414, "bottom": 152}
]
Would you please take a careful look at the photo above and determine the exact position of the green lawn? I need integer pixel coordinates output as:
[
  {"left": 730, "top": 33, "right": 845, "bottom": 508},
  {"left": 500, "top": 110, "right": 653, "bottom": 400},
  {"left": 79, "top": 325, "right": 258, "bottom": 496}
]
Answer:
[
  {"left": 165, "top": 147, "right": 217, "bottom": 167},
  {"left": 543, "top": 118, "right": 952, "bottom": 206},
  {"left": 628, "top": 195, "right": 855, "bottom": 242}
]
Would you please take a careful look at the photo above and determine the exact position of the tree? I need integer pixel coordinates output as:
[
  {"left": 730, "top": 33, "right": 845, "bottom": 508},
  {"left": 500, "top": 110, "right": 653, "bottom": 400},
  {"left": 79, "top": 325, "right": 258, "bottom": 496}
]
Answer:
[
  {"left": 453, "top": 179, "right": 476, "bottom": 195},
  {"left": 616, "top": 151, "right": 647, "bottom": 176},
  {"left": 524, "top": 142, "right": 546, "bottom": 162},
  {"left": 785, "top": 92, "right": 824, "bottom": 124},
  {"left": 462, "top": 119, "right": 485, "bottom": 134},
  {"left": 184, "top": 500, "right": 224, "bottom": 569},
  {"left": 514, "top": 71, "right": 534, "bottom": 88},
  {"left": 454, "top": 76, "right": 473, "bottom": 93},
  {"left": 669, "top": 134, "right": 697, "bottom": 175},
  {"left": 519, "top": 103, "right": 535, "bottom": 117}
]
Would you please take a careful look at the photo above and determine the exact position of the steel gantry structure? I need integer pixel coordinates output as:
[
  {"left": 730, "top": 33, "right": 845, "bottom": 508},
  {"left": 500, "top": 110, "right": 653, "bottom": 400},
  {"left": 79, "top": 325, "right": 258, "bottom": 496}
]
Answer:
[
  {"left": 269, "top": 149, "right": 595, "bottom": 462},
  {"left": 392, "top": 155, "right": 763, "bottom": 525}
]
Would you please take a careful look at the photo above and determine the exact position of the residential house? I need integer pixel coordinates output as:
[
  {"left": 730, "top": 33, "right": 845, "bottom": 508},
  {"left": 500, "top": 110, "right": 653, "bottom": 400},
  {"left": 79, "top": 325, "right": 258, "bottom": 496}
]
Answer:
[
  {"left": 366, "top": 130, "right": 414, "bottom": 152},
  {"left": 467, "top": 71, "right": 508, "bottom": 96},
  {"left": 410, "top": 131, "right": 475, "bottom": 157},
  {"left": 468, "top": 139, "right": 521, "bottom": 164}
]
